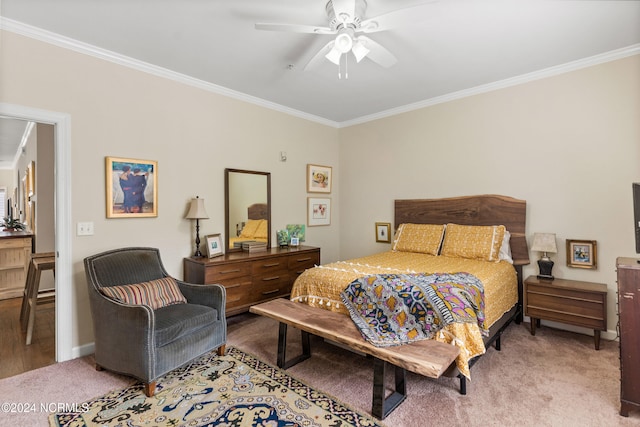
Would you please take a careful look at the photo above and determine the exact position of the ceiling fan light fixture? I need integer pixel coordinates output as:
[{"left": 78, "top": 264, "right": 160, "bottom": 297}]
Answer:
[
  {"left": 334, "top": 32, "right": 353, "bottom": 53},
  {"left": 352, "top": 39, "right": 369, "bottom": 62},
  {"left": 325, "top": 46, "right": 342, "bottom": 65}
]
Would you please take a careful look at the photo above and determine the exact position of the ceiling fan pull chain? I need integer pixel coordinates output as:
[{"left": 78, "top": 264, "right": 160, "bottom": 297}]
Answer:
[{"left": 345, "top": 54, "right": 349, "bottom": 79}]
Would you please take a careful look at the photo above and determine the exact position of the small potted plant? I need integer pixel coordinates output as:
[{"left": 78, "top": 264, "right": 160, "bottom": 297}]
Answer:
[{"left": 1, "top": 217, "right": 26, "bottom": 231}]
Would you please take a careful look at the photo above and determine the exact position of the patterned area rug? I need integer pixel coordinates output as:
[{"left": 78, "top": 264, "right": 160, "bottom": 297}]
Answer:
[{"left": 49, "top": 347, "right": 383, "bottom": 427}]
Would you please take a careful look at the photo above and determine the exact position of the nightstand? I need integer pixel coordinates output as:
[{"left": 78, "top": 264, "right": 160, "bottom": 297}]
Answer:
[{"left": 524, "top": 276, "right": 607, "bottom": 350}]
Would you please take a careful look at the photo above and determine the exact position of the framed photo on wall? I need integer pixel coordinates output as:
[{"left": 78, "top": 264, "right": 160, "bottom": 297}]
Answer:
[
  {"left": 205, "top": 233, "right": 224, "bottom": 258},
  {"left": 566, "top": 239, "right": 597, "bottom": 269},
  {"left": 306, "top": 164, "right": 332, "bottom": 193},
  {"left": 375, "top": 222, "right": 391, "bottom": 243},
  {"left": 307, "top": 197, "right": 331, "bottom": 226},
  {"left": 106, "top": 156, "right": 158, "bottom": 218}
]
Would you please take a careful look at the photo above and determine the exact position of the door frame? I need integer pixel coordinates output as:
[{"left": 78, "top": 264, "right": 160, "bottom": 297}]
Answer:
[{"left": 0, "top": 102, "right": 72, "bottom": 362}]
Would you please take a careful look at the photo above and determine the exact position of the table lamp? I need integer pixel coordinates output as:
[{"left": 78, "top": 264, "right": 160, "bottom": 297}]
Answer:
[
  {"left": 185, "top": 196, "right": 209, "bottom": 257},
  {"left": 531, "top": 232, "right": 557, "bottom": 280}
]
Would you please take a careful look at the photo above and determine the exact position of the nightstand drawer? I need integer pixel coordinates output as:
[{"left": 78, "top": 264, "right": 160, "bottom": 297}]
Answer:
[{"left": 526, "top": 284, "right": 606, "bottom": 329}]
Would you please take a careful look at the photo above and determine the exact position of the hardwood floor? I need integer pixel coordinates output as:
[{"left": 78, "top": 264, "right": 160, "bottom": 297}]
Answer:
[{"left": 0, "top": 297, "right": 55, "bottom": 379}]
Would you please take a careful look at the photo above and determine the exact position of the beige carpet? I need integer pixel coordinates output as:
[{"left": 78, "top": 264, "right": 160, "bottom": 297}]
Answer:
[{"left": 1, "top": 311, "right": 638, "bottom": 426}]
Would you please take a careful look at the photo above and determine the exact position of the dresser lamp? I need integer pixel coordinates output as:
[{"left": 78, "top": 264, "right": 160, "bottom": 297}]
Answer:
[
  {"left": 531, "top": 232, "right": 557, "bottom": 280},
  {"left": 185, "top": 196, "right": 209, "bottom": 257}
]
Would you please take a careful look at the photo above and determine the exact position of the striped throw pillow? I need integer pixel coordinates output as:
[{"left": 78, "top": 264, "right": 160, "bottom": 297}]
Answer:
[{"left": 100, "top": 277, "right": 187, "bottom": 309}]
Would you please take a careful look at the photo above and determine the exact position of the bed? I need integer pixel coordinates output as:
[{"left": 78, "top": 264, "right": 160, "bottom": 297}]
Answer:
[
  {"left": 229, "top": 203, "right": 269, "bottom": 247},
  {"left": 290, "top": 194, "right": 529, "bottom": 388}
]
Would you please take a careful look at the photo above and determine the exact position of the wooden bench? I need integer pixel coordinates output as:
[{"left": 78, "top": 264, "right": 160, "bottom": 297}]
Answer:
[{"left": 249, "top": 298, "right": 460, "bottom": 419}]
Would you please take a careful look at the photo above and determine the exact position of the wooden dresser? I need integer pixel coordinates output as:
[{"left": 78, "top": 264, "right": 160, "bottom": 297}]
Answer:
[
  {"left": 616, "top": 257, "right": 640, "bottom": 417},
  {"left": 184, "top": 246, "right": 320, "bottom": 316},
  {"left": 0, "top": 231, "right": 33, "bottom": 300}
]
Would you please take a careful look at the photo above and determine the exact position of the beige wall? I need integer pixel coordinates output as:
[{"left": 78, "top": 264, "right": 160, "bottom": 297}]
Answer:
[
  {"left": 1, "top": 27, "right": 638, "bottom": 351},
  {"left": 0, "top": 30, "right": 340, "bottom": 349},
  {"left": 339, "top": 55, "right": 640, "bottom": 336}
]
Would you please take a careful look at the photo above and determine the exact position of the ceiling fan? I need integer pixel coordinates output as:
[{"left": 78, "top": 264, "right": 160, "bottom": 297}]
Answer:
[{"left": 255, "top": 0, "right": 433, "bottom": 75}]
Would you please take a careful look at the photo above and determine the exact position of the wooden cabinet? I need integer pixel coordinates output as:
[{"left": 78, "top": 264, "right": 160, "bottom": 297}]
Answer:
[
  {"left": 524, "top": 276, "right": 607, "bottom": 350},
  {"left": 616, "top": 257, "right": 640, "bottom": 417},
  {"left": 184, "top": 246, "right": 320, "bottom": 316},
  {"left": 0, "top": 232, "right": 33, "bottom": 300}
]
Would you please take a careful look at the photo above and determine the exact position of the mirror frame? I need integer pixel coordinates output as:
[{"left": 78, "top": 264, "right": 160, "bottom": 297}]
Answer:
[{"left": 224, "top": 168, "right": 271, "bottom": 252}]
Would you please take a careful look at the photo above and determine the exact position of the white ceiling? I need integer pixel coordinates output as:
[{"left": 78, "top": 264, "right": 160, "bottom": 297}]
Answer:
[{"left": 0, "top": 0, "right": 639, "bottom": 162}]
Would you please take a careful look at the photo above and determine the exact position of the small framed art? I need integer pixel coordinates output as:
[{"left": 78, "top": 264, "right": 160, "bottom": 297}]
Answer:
[
  {"left": 307, "top": 197, "right": 331, "bottom": 226},
  {"left": 290, "top": 237, "right": 300, "bottom": 247},
  {"left": 307, "top": 164, "right": 332, "bottom": 193},
  {"left": 566, "top": 239, "right": 597, "bottom": 269},
  {"left": 376, "top": 222, "right": 391, "bottom": 243},
  {"left": 106, "top": 156, "right": 158, "bottom": 218},
  {"left": 205, "top": 233, "right": 224, "bottom": 258}
]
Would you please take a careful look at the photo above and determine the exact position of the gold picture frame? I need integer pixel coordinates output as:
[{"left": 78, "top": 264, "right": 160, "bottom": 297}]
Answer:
[
  {"left": 106, "top": 156, "right": 157, "bottom": 218},
  {"left": 375, "top": 222, "right": 391, "bottom": 243},
  {"left": 566, "top": 239, "right": 597, "bottom": 269},
  {"left": 306, "top": 164, "right": 332, "bottom": 193}
]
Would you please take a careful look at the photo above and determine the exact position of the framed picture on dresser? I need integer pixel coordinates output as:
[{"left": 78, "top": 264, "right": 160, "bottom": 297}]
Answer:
[{"left": 205, "top": 234, "right": 224, "bottom": 258}]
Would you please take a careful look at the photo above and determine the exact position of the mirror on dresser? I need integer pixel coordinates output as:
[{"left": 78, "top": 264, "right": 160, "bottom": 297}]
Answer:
[{"left": 224, "top": 168, "right": 271, "bottom": 252}]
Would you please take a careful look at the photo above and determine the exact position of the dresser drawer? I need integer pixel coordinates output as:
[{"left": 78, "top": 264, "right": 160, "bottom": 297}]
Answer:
[
  {"left": 217, "top": 277, "right": 253, "bottom": 309},
  {"left": 252, "top": 257, "right": 288, "bottom": 275},
  {"left": 287, "top": 251, "right": 320, "bottom": 272},
  {"left": 204, "top": 263, "right": 251, "bottom": 283},
  {"left": 252, "top": 272, "right": 292, "bottom": 302}
]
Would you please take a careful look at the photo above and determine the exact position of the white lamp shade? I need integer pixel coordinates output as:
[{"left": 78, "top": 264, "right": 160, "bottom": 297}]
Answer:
[
  {"left": 335, "top": 32, "right": 353, "bottom": 53},
  {"left": 325, "top": 46, "right": 342, "bottom": 65},
  {"left": 352, "top": 39, "right": 370, "bottom": 62},
  {"left": 185, "top": 197, "right": 209, "bottom": 220},
  {"left": 531, "top": 232, "right": 557, "bottom": 253}
]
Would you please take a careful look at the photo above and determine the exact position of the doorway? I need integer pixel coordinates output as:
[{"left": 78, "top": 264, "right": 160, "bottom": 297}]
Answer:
[{"left": 0, "top": 102, "right": 72, "bottom": 365}]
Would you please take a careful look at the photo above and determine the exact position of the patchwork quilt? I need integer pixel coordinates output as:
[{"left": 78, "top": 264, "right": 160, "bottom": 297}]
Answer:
[{"left": 341, "top": 272, "right": 487, "bottom": 348}]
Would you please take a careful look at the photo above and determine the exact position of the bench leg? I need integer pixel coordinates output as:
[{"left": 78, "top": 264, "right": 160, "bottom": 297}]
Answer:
[
  {"left": 277, "top": 322, "right": 311, "bottom": 369},
  {"left": 459, "top": 375, "right": 467, "bottom": 395},
  {"left": 372, "top": 358, "right": 406, "bottom": 420}
]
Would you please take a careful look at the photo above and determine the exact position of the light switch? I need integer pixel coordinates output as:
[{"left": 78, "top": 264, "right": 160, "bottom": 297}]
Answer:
[{"left": 77, "top": 222, "right": 94, "bottom": 236}]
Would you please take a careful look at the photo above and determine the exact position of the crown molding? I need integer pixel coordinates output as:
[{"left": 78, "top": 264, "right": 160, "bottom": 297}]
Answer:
[
  {"left": 339, "top": 44, "right": 640, "bottom": 128},
  {"left": 0, "top": 18, "right": 340, "bottom": 128},
  {"left": 2, "top": 17, "right": 637, "bottom": 130}
]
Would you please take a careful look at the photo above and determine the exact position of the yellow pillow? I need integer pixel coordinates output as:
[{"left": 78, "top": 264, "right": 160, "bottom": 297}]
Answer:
[
  {"left": 392, "top": 223, "right": 445, "bottom": 255},
  {"left": 441, "top": 224, "right": 506, "bottom": 262},
  {"left": 254, "top": 220, "right": 268, "bottom": 239},
  {"left": 240, "top": 219, "right": 262, "bottom": 238}
]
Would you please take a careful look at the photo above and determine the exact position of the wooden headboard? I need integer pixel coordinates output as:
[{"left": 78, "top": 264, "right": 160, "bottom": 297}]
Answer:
[
  {"left": 248, "top": 203, "right": 268, "bottom": 220},
  {"left": 395, "top": 194, "right": 529, "bottom": 266}
]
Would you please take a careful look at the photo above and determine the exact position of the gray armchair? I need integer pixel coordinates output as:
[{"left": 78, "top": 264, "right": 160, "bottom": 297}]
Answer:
[{"left": 84, "top": 247, "right": 226, "bottom": 397}]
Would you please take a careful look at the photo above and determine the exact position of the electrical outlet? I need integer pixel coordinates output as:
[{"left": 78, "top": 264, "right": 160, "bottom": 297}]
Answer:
[{"left": 77, "top": 222, "right": 94, "bottom": 236}]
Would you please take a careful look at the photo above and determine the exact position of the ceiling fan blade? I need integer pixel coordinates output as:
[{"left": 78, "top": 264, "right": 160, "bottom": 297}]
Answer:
[
  {"left": 304, "top": 40, "right": 336, "bottom": 71},
  {"left": 359, "top": 1, "right": 436, "bottom": 33},
  {"left": 356, "top": 36, "right": 397, "bottom": 68},
  {"left": 255, "top": 23, "right": 335, "bottom": 35}
]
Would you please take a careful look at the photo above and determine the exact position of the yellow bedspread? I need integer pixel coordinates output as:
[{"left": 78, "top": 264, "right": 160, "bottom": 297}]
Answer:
[{"left": 290, "top": 251, "right": 518, "bottom": 378}]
